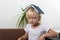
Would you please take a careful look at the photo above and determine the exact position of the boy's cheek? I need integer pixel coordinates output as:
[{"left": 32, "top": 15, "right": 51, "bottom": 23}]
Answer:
[{"left": 34, "top": 20, "right": 39, "bottom": 22}]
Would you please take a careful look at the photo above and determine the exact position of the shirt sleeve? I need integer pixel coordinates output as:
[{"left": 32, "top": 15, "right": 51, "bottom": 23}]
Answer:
[
  {"left": 43, "top": 24, "right": 51, "bottom": 33},
  {"left": 24, "top": 24, "right": 30, "bottom": 32}
]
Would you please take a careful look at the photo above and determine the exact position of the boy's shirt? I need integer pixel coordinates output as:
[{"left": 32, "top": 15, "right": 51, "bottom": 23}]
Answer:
[{"left": 24, "top": 23, "right": 51, "bottom": 40}]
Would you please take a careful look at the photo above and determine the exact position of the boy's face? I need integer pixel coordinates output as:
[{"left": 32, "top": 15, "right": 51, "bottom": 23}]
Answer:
[{"left": 26, "top": 10, "right": 41, "bottom": 26}]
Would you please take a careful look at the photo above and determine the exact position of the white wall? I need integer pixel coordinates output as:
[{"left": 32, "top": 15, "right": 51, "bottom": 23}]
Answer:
[{"left": 0, "top": 0, "right": 60, "bottom": 31}]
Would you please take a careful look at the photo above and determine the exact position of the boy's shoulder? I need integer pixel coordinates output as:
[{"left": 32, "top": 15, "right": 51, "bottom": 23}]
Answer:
[
  {"left": 25, "top": 23, "right": 31, "bottom": 28},
  {"left": 26, "top": 23, "right": 31, "bottom": 27},
  {"left": 39, "top": 23, "right": 51, "bottom": 29}
]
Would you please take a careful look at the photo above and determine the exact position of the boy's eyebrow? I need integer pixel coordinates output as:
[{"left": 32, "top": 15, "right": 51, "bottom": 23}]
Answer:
[{"left": 24, "top": 4, "right": 44, "bottom": 14}]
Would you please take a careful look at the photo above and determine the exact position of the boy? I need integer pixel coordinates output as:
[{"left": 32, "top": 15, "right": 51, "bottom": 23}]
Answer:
[{"left": 18, "top": 4, "right": 57, "bottom": 40}]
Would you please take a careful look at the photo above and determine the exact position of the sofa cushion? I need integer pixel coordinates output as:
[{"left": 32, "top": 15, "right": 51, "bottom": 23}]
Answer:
[
  {"left": 0, "top": 29, "right": 53, "bottom": 40},
  {"left": 0, "top": 29, "right": 25, "bottom": 40}
]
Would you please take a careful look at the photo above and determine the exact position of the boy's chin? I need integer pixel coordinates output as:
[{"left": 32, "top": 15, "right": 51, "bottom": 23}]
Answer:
[
  {"left": 30, "top": 23, "right": 35, "bottom": 26},
  {"left": 31, "top": 23, "right": 37, "bottom": 26},
  {"left": 30, "top": 23, "right": 40, "bottom": 26},
  {"left": 31, "top": 24, "right": 35, "bottom": 26}
]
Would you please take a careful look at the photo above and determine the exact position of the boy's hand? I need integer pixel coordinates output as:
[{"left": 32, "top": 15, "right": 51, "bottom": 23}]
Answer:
[
  {"left": 38, "top": 34, "right": 46, "bottom": 40},
  {"left": 18, "top": 38, "right": 21, "bottom": 40}
]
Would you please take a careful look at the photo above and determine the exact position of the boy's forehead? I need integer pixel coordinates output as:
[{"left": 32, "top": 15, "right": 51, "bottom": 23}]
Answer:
[{"left": 26, "top": 10, "right": 40, "bottom": 17}]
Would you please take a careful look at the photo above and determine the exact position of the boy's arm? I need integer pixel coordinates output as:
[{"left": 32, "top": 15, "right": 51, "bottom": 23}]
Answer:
[
  {"left": 18, "top": 32, "right": 28, "bottom": 40},
  {"left": 43, "top": 29, "right": 57, "bottom": 38},
  {"left": 39, "top": 29, "right": 57, "bottom": 40}
]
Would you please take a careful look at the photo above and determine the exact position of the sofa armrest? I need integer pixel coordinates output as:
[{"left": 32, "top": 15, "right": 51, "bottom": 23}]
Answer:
[
  {"left": 59, "top": 33, "right": 60, "bottom": 40},
  {"left": 45, "top": 37, "right": 52, "bottom": 40}
]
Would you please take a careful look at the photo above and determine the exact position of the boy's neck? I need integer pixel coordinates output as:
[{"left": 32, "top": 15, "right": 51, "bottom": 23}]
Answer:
[{"left": 32, "top": 23, "right": 40, "bottom": 27}]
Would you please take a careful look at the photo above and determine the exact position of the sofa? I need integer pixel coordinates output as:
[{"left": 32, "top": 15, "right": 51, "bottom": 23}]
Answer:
[{"left": 0, "top": 29, "right": 59, "bottom": 40}]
